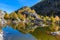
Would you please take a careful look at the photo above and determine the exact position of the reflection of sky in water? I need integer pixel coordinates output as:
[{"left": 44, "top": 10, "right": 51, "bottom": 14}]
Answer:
[{"left": 2, "top": 26, "right": 36, "bottom": 40}]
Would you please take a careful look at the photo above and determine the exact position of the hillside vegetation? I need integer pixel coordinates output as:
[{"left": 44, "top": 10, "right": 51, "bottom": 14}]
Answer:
[{"left": 4, "top": 7, "right": 60, "bottom": 33}]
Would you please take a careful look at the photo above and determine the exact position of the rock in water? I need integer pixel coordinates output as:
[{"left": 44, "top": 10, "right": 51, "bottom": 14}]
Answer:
[{"left": 0, "top": 31, "right": 3, "bottom": 40}]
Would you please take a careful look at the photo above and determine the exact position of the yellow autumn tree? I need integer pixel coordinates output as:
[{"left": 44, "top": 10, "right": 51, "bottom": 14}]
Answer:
[
  {"left": 49, "top": 16, "right": 56, "bottom": 31},
  {"left": 4, "top": 13, "right": 10, "bottom": 19},
  {"left": 51, "top": 16, "right": 55, "bottom": 23},
  {"left": 10, "top": 12, "right": 18, "bottom": 19},
  {"left": 23, "top": 6, "right": 31, "bottom": 11},
  {"left": 18, "top": 10, "right": 24, "bottom": 13},
  {"left": 31, "top": 9, "right": 35, "bottom": 13},
  {"left": 55, "top": 16, "right": 60, "bottom": 21},
  {"left": 17, "top": 13, "right": 26, "bottom": 21}
]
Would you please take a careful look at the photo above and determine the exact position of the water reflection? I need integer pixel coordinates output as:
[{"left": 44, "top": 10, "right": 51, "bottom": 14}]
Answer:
[{"left": 2, "top": 26, "right": 37, "bottom": 40}]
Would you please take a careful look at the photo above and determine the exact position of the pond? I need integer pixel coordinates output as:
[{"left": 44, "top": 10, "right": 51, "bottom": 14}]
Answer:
[{"left": 0, "top": 25, "right": 59, "bottom": 40}]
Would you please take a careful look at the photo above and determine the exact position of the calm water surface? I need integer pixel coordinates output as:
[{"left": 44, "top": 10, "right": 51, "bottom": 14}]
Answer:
[
  {"left": 1, "top": 26, "right": 58, "bottom": 40},
  {"left": 2, "top": 26, "right": 37, "bottom": 40}
]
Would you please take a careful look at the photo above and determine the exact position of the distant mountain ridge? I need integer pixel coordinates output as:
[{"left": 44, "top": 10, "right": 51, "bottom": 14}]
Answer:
[{"left": 31, "top": 0, "right": 60, "bottom": 17}]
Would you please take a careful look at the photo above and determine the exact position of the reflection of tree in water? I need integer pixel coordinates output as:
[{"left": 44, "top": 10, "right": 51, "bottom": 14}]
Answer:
[{"left": 10, "top": 21, "right": 38, "bottom": 33}]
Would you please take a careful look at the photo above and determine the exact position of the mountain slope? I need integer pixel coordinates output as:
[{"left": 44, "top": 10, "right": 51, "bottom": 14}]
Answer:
[{"left": 31, "top": 0, "right": 60, "bottom": 17}]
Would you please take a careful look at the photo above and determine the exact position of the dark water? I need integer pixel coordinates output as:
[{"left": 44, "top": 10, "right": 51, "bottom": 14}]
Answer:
[{"left": 2, "top": 26, "right": 37, "bottom": 40}]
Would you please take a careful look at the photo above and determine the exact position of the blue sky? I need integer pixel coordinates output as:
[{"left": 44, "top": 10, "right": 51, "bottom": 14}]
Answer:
[{"left": 0, "top": 0, "right": 41, "bottom": 13}]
